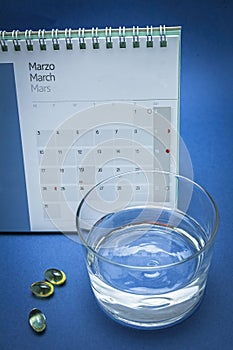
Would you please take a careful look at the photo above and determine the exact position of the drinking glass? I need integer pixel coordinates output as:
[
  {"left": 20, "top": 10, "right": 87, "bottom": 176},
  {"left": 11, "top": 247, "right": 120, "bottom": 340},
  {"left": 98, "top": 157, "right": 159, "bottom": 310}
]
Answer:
[{"left": 76, "top": 170, "right": 219, "bottom": 329}]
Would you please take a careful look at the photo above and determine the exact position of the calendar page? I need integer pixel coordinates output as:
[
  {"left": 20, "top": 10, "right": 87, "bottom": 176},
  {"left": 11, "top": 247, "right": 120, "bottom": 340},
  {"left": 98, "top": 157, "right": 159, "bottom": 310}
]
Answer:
[{"left": 0, "top": 27, "right": 181, "bottom": 232}]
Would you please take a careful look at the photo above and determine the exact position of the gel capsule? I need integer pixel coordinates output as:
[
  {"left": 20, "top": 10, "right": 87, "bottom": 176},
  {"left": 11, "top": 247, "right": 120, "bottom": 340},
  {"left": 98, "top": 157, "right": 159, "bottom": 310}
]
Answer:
[
  {"left": 30, "top": 281, "right": 54, "bottom": 297},
  {"left": 29, "top": 308, "right": 46, "bottom": 333},
  {"left": 44, "top": 268, "right": 66, "bottom": 285}
]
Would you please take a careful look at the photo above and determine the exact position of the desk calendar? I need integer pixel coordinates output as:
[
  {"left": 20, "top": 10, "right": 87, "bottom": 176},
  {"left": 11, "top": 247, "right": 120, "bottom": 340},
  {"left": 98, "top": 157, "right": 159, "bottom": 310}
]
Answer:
[{"left": 0, "top": 26, "right": 181, "bottom": 232}]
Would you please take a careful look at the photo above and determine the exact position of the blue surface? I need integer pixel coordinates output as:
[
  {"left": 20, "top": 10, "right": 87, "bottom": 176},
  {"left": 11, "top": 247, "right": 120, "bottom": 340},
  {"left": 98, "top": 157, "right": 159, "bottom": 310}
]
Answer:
[{"left": 0, "top": 0, "right": 233, "bottom": 349}]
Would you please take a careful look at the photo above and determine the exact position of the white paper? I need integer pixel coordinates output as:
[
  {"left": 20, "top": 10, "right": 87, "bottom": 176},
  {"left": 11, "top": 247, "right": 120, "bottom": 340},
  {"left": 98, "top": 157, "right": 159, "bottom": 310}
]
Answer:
[{"left": 0, "top": 34, "right": 180, "bottom": 232}]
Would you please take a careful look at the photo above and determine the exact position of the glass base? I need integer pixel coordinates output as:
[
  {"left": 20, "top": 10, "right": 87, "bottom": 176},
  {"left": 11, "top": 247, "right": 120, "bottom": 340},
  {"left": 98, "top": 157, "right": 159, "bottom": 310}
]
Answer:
[{"left": 96, "top": 294, "right": 204, "bottom": 330}]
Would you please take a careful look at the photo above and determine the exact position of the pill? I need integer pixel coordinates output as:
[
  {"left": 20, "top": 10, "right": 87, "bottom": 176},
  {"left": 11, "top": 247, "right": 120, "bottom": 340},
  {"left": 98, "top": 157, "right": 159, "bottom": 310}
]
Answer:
[
  {"left": 29, "top": 308, "right": 46, "bottom": 333},
  {"left": 30, "top": 281, "right": 54, "bottom": 297},
  {"left": 44, "top": 268, "right": 66, "bottom": 285}
]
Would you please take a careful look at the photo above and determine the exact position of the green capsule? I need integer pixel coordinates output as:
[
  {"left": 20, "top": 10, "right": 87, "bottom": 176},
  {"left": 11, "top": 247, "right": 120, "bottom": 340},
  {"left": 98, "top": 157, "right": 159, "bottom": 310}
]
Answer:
[
  {"left": 44, "top": 268, "right": 66, "bottom": 285},
  {"left": 30, "top": 281, "right": 54, "bottom": 297},
  {"left": 29, "top": 308, "right": 46, "bottom": 333}
]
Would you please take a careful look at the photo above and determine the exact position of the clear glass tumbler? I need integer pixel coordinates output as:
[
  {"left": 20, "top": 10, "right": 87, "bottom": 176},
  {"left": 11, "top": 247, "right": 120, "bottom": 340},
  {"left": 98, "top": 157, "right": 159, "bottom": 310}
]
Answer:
[{"left": 76, "top": 170, "right": 219, "bottom": 329}]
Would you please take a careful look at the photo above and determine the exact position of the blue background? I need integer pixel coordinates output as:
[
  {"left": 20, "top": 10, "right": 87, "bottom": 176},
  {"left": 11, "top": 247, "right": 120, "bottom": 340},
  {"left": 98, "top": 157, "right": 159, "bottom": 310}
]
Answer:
[{"left": 0, "top": 0, "right": 232, "bottom": 349}]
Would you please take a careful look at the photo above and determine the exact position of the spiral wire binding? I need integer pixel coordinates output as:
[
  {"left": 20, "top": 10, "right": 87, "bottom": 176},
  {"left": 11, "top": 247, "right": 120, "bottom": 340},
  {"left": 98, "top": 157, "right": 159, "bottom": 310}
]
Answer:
[
  {"left": 12, "top": 30, "right": 20, "bottom": 51},
  {"left": 160, "top": 25, "right": 167, "bottom": 47},
  {"left": 0, "top": 25, "right": 173, "bottom": 52},
  {"left": 105, "top": 27, "right": 112, "bottom": 49},
  {"left": 92, "top": 27, "right": 99, "bottom": 49},
  {"left": 65, "top": 28, "right": 72, "bottom": 50},
  {"left": 132, "top": 26, "right": 140, "bottom": 48},
  {"left": 38, "top": 29, "right": 46, "bottom": 50},
  {"left": 119, "top": 26, "right": 126, "bottom": 48},
  {"left": 146, "top": 26, "right": 153, "bottom": 47},
  {"left": 52, "top": 29, "right": 59, "bottom": 50},
  {"left": 0, "top": 31, "right": 8, "bottom": 51},
  {"left": 25, "top": 29, "right": 33, "bottom": 51},
  {"left": 78, "top": 28, "right": 86, "bottom": 49}
]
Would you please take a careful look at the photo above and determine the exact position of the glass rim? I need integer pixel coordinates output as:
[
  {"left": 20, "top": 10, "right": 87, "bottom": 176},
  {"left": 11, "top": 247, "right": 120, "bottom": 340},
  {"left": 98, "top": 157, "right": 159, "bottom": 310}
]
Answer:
[{"left": 76, "top": 170, "right": 219, "bottom": 270}]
